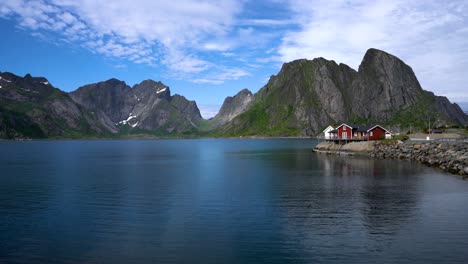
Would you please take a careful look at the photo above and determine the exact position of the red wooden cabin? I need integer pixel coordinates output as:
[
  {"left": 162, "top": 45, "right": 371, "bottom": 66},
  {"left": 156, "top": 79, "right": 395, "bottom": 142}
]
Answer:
[{"left": 328, "top": 124, "right": 392, "bottom": 141}]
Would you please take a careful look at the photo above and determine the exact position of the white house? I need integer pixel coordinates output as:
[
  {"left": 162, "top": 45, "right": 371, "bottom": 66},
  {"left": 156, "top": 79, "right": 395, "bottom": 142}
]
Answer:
[
  {"left": 385, "top": 131, "right": 392, "bottom": 139},
  {"left": 322, "top": 126, "right": 335, "bottom": 139}
]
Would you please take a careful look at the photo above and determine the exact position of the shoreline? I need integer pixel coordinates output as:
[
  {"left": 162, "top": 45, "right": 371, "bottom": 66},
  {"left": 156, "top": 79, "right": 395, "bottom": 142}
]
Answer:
[
  {"left": 0, "top": 136, "right": 317, "bottom": 142},
  {"left": 314, "top": 140, "right": 468, "bottom": 178}
]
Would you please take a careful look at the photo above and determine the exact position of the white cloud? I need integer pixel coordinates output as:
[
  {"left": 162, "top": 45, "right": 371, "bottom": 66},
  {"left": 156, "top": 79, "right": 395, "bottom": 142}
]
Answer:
[
  {"left": 2, "top": 0, "right": 467, "bottom": 103},
  {"left": 57, "top": 12, "right": 76, "bottom": 24},
  {"left": 113, "top": 63, "right": 127, "bottom": 69},
  {"left": 279, "top": 0, "right": 468, "bottom": 102},
  {"left": 162, "top": 47, "right": 211, "bottom": 74},
  {"left": 198, "top": 104, "right": 222, "bottom": 119},
  {"left": 192, "top": 68, "right": 249, "bottom": 85},
  {"left": 1, "top": 0, "right": 243, "bottom": 78},
  {"left": 239, "top": 18, "right": 295, "bottom": 27},
  {"left": 221, "top": 52, "right": 235, "bottom": 57},
  {"left": 203, "top": 42, "right": 232, "bottom": 51}
]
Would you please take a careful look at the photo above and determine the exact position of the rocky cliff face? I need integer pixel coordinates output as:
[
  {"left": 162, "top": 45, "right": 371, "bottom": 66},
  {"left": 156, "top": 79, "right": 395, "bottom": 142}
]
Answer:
[
  {"left": 217, "top": 58, "right": 358, "bottom": 136},
  {"left": 350, "top": 49, "right": 424, "bottom": 121},
  {"left": 218, "top": 48, "right": 468, "bottom": 136},
  {"left": 70, "top": 79, "right": 202, "bottom": 134},
  {"left": 210, "top": 88, "right": 254, "bottom": 128},
  {"left": 0, "top": 72, "right": 202, "bottom": 139},
  {"left": 0, "top": 72, "right": 109, "bottom": 138}
]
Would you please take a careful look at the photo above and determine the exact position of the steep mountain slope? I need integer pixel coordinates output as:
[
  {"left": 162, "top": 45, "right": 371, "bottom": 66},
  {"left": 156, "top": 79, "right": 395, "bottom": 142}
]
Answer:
[
  {"left": 217, "top": 58, "right": 357, "bottom": 136},
  {"left": 217, "top": 49, "right": 468, "bottom": 136},
  {"left": 210, "top": 88, "right": 254, "bottom": 128},
  {"left": 70, "top": 79, "right": 202, "bottom": 134},
  {"left": 0, "top": 72, "right": 110, "bottom": 139},
  {"left": 350, "top": 48, "right": 424, "bottom": 121}
]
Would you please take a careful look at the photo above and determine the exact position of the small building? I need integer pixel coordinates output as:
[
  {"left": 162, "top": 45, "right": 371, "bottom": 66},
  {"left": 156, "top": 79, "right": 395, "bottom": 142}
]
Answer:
[
  {"left": 367, "top": 125, "right": 392, "bottom": 140},
  {"left": 338, "top": 123, "right": 352, "bottom": 139},
  {"left": 385, "top": 131, "right": 392, "bottom": 139},
  {"left": 322, "top": 126, "right": 335, "bottom": 139},
  {"left": 326, "top": 123, "right": 393, "bottom": 142}
]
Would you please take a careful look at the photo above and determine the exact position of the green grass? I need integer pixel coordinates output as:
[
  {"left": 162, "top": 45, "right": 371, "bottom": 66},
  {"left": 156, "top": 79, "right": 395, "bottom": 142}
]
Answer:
[{"left": 0, "top": 106, "right": 45, "bottom": 139}]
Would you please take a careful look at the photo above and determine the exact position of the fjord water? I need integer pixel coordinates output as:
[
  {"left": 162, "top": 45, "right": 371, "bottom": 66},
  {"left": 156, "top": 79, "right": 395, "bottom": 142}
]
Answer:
[{"left": 1, "top": 139, "right": 468, "bottom": 263}]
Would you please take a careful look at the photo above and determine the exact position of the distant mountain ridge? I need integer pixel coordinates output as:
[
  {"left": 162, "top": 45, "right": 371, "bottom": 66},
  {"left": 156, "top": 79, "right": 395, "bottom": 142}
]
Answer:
[
  {"left": 1, "top": 48, "right": 467, "bottom": 139},
  {"left": 210, "top": 88, "right": 254, "bottom": 128},
  {"left": 0, "top": 72, "right": 110, "bottom": 138},
  {"left": 70, "top": 79, "right": 202, "bottom": 134},
  {"left": 0, "top": 72, "right": 202, "bottom": 138}
]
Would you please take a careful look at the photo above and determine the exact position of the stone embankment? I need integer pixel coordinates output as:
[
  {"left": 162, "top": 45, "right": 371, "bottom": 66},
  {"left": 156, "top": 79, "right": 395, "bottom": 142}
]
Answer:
[
  {"left": 314, "top": 141, "right": 375, "bottom": 155},
  {"left": 314, "top": 141, "right": 468, "bottom": 177},
  {"left": 372, "top": 141, "right": 468, "bottom": 177}
]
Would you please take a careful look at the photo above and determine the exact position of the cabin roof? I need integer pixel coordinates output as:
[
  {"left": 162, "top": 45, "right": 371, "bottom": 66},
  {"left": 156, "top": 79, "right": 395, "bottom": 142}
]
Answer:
[
  {"left": 367, "top": 125, "right": 392, "bottom": 134},
  {"left": 350, "top": 124, "right": 373, "bottom": 132},
  {"left": 326, "top": 123, "right": 392, "bottom": 134},
  {"left": 335, "top": 123, "right": 353, "bottom": 129}
]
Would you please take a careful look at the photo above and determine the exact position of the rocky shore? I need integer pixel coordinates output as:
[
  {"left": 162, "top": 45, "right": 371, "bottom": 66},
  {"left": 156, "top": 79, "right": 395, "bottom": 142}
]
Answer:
[
  {"left": 372, "top": 141, "right": 468, "bottom": 177},
  {"left": 314, "top": 141, "right": 375, "bottom": 155},
  {"left": 314, "top": 141, "right": 468, "bottom": 177}
]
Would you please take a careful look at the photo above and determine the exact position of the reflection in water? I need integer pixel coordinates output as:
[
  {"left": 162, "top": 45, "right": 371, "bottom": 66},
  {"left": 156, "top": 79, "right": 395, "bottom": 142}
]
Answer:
[
  {"left": 1, "top": 139, "right": 468, "bottom": 264},
  {"left": 315, "top": 154, "right": 421, "bottom": 252}
]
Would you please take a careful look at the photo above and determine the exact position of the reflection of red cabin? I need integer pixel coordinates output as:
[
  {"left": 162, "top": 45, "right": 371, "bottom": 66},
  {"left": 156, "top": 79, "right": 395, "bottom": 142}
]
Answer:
[{"left": 328, "top": 123, "right": 392, "bottom": 141}]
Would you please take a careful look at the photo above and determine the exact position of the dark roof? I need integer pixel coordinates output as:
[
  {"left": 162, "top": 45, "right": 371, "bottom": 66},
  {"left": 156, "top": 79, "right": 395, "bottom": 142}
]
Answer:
[
  {"left": 342, "top": 124, "right": 372, "bottom": 132},
  {"left": 368, "top": 125, "right": 392, "bottom": 133},
  {"left": 333, "top": 123, "right": 391, "bottom": 133},
  {"left": 354, "top": 125, "right": 373, "bottom": 132}
]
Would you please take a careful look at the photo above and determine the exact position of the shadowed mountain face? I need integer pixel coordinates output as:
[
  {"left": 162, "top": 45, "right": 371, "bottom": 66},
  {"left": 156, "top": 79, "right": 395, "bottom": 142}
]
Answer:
[
  {"left": 70, "top": 79, "right": 202, "bottom": 134},
  {"left": 0, "top": 72, "right": 202, "bottom": 138},
  {"left": 0, "top": 72, "right": 111, "bottom": 139},
  {"left": 216, "top": 48, "right": 468, "bottom": 136}
]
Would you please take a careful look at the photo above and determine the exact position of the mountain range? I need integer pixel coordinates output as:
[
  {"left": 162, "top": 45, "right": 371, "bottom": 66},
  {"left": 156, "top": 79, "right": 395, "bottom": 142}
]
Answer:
[{"left": 1, "top": 48, "right": 467, "bottom": 139}]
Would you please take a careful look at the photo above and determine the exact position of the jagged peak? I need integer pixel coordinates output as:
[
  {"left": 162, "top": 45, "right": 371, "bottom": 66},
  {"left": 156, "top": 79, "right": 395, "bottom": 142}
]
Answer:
[
  {"left": 278, "top": 57, "right": 342, "bottom": 76},
  {"left": 0, "top": 72, "right": 52, "bottom": 87},
  {"left": 134, "top": 79, "right": 167, "bottom": 89},
  {"left": 237, "top": 88, "right": 252, "bottom": 96},
  {"left": 172, "top": 94, "right": 194, "bottom": 103},
  {"left": 103, "top": 78, "right": 127, "bottom": 86},
  {"left": 363, "top": 48, "right": 394, "bottom": 58},
  {"left": 133, "top": 79, "right": 171, "bottom": 98},
  {"left": 359, "top": 48, "right": 408, "bottom": 71},
  {"left": 0, "top": 72, "right": 19, "bottom": 81},
  {"left": 21, "top": 73, "right": 50, "bottom": 85},
  {"left": 136, "top": 79, "right": 166, "bottom": 87}
]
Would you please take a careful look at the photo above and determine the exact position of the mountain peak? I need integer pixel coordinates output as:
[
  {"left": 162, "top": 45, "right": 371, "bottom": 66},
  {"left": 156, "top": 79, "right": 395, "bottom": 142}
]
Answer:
[
  {"left": 133, "top": 79, "right": 171, "bottom": 99},
  {"left": 238, "top": 88, "right": 252, "bottom": 96},
  {"left": 364, "top": 48, "right": 392, "bottom": 57},
  {"left": 103, "top": 78, "right": 127, "bottom": 86},
  {"left": 210, "top": 88, "right": 255, "bottom": 128},
  {"left": 359, "top": 48, "right": 407, "bottom": 71}
]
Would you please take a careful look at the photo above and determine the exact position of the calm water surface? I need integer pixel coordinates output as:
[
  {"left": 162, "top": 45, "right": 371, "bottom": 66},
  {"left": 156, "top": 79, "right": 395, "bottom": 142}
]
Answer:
[{"left": 1, "top": 139, "right": 468, "bottom": 263}]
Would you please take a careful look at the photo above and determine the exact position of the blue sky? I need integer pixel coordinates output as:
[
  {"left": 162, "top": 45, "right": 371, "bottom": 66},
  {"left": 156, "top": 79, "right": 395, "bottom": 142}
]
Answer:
[{"left": 1, "top": 0, "right": 468, "bottom": 117}]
